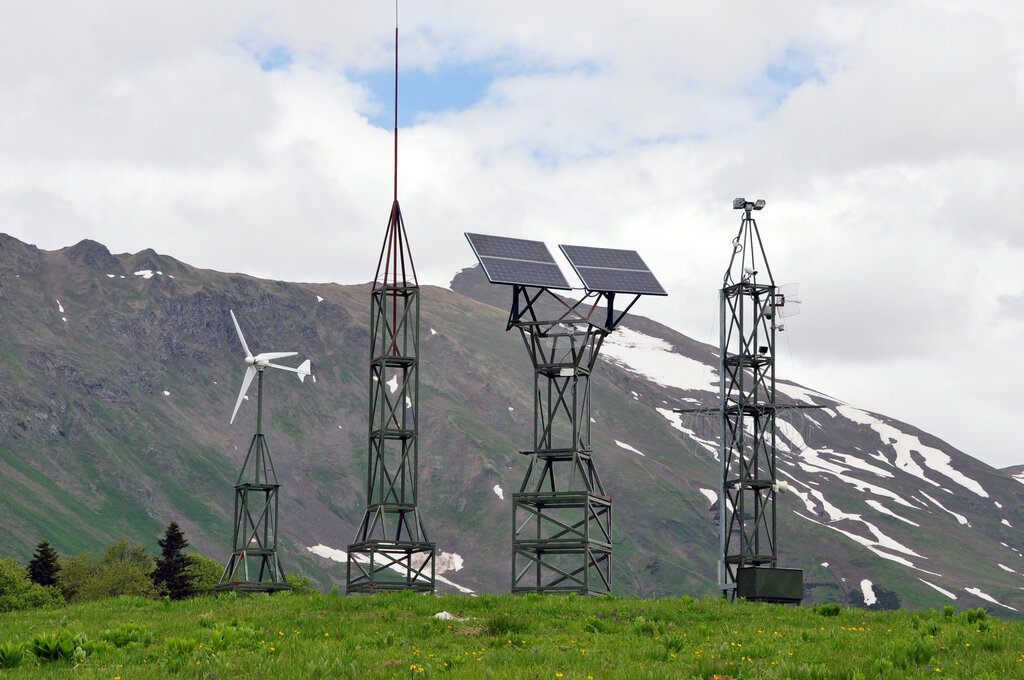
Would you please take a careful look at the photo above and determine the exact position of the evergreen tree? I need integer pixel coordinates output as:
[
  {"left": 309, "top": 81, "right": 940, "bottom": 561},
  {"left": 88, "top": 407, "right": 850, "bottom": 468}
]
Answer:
[
  {"left": 26, "top": 541, "right": 60, "bottom": 587},
  {"left": 152, "top": 522, "right": 195, "bottom": 600}
]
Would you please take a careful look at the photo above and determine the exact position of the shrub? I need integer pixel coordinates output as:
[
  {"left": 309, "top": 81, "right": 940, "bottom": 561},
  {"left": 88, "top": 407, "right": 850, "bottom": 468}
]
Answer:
[
  {"left": 186, "top": 554, "right": 224, "bottom": 597},
  {"left": 0, "top": 557, "right": 64, "bottom": 612},
  {"left": 57, "top": 552, "right": 99, "bottom": 603}
]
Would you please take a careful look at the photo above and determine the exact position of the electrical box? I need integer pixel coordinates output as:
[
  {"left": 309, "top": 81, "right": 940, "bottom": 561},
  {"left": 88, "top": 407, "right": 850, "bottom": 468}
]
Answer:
[{"left": 736, "top": 567, "right": 803, "bottom": 603}]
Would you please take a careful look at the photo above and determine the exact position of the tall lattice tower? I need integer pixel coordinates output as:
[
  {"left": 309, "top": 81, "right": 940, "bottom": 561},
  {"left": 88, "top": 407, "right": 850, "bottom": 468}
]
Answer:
[
  {"left": 346, "top": 24, "right": 435, "bottom": 593},
  {"left": 466, "top": 234, "right": 665, "bottom": 594},
  {"left": 718, "top": 198, "right": 802, "bottom": 603}
]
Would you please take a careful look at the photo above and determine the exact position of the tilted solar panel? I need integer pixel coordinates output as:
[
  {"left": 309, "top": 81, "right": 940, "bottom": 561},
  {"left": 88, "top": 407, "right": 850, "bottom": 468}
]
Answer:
[
  {"left": 559, "top": 244, "right": 666, "bottom": 295},
  {"left": 465, "top": 233, "right": 571, "bottom": 289}
]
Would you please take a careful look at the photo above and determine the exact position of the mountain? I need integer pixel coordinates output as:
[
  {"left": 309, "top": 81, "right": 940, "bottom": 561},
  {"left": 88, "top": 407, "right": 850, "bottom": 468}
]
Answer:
[{"left": 1, "top": 234, "right": 1023, "bottom": 614}]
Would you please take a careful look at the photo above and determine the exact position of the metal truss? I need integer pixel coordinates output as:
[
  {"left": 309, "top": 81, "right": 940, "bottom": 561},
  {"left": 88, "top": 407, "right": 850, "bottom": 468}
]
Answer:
[
  {"left": 511, "top": 292, "right": 617, "bottom": 595},
  {"left": 347, "top": 199, "right": 435, "bottom": 593},
  {"left": 718, "top": 203, "right": 783, "bottom": 599},
  {"left": 218, "top": 371, "right": 291, "bottom": 594}
]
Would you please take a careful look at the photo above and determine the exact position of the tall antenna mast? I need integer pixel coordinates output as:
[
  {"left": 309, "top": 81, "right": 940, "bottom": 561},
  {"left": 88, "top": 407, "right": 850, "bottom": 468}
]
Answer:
[
  {"left": 393, "top": 19, "right": 398, "bottom": 202},
  {"left": 347, "top": 8, "right": 436, "bottom": 593},
  {"left": 717, "top": 198, "right": 802, "bottom": 604}
]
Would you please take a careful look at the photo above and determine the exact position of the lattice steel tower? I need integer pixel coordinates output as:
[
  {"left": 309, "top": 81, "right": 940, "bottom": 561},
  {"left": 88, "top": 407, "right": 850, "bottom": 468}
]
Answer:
[
  {"left": 218, "top": 371, "right": 291, "bottom": 593},
  {"left": 218, "top": 310, "right": 311, "bottom": 594},
  {"left": 718, "top": 198, "right": 802, "bottom": 603},
  {"left": 466, "top": 234, "right": 665, "bottom": 595},
  {"left": 346, "top": 25, "right": 435, "bottom": 593}
]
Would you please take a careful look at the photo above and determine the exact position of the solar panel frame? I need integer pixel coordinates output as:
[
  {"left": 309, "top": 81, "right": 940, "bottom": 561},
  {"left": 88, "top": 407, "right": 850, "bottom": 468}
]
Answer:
[
  {"left": 559, "top": 244, "right": 667, "bottom": 296},
  {"left": 466, "top": 233, "right": 572, "bottom": 290}
]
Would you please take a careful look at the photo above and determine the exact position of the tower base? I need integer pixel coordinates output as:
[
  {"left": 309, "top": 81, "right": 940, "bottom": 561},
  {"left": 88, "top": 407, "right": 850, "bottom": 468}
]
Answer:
[
  {"left": 346, "top": 540, "right": 436, "bottom": 593},
  {"left": 511, "top": 491, "right": 612, "bottom": 595}
]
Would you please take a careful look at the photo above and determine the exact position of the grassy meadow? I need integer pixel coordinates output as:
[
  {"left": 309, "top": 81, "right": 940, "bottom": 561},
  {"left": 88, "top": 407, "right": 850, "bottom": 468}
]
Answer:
[{"left": 1, "top": 590, "right": 1022, "bottom": 679}]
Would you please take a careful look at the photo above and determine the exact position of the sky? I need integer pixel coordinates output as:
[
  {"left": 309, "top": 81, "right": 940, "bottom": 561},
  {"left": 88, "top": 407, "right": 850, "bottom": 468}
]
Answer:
[{"left": 1, "top": 1, "right": 1022, "bottom": 468}]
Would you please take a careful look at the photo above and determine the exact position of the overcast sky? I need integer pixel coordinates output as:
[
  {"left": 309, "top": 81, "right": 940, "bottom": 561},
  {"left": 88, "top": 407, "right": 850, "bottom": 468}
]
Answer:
[{"left": 1, "top": 1, "right": 1022, "bottom": 469}]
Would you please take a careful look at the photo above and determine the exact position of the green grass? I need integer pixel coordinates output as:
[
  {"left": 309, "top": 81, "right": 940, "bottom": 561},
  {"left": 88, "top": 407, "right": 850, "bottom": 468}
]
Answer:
[{"left": 1, "top": 593, "right": 1022, "bottom": 678}]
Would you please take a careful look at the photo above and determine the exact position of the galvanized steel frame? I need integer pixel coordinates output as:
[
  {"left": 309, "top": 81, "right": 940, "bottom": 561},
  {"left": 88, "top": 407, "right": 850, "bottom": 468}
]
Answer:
[
  {"left": 718, "top": 208, "right": 780, "bottom": 598},
  {"left": 509, "top": 284, "right": 632, "bottom": 596}
]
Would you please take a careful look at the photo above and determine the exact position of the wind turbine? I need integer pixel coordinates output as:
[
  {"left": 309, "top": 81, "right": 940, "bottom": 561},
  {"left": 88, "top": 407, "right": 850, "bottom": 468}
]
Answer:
[
  {"left": 229, "top": 309, "right": 311, "bottom": 425},
  {"left": 217, "top": 309, "right": 312, "bottom": 594}
]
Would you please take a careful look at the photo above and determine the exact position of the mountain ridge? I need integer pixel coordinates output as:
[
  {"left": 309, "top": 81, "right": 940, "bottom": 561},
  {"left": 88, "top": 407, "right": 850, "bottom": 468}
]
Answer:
[{"left": 1, "top": 234, "right": 1022, "bottom": 613}]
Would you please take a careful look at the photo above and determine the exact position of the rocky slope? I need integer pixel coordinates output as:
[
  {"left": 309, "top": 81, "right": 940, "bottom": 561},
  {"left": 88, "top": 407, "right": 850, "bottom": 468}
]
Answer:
[{"left": 1, "top": 234, "right": 1022, "bottom": 613}]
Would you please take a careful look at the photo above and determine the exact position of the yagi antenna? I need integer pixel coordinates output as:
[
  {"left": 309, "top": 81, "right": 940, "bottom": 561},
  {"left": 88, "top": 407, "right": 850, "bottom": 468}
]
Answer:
[{"left": 229, "top": 309, "right": 311, "bottom": 424}]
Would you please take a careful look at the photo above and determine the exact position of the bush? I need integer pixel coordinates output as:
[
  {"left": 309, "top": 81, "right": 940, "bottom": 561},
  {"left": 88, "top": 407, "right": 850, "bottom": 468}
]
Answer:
[
  {"left": 72, "top": 539, "right": 156, "bottom": 602},
  {"left": 185, "top": 554, "right": 224, "bottom": 597},
  {"left": 0, "top": 558, "right": 64, "bottom": 612},
  {"left": 57, "top": 552, "right": 99, "bottom": 602}
]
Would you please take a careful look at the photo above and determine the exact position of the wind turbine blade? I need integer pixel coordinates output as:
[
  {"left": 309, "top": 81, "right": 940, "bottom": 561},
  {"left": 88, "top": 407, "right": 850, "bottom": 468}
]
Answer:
[
  {"left": 253, "top": 351, "right": 297, "bottom": 363},
  {"left": 265, "top": 358, "right": 312, "bottom": 383},
  {"left": 229, "top": 310, "right": 252, "bottom": 358},
  {"left": 230, "top": 366, "right": 257, "bottom": 424}
]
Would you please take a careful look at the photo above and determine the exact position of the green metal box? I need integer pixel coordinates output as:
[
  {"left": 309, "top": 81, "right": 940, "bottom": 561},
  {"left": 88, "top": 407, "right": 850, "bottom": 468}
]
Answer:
[{"left": 736, "top": 567, "right": 804, "bottom": 603}]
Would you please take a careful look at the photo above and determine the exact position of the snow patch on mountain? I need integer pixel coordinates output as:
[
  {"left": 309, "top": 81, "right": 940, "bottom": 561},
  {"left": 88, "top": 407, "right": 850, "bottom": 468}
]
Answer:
[
  {"left": 655, "top": 407, "right": 718, "bottom": 459},
  {"left": 864, "top": 500, "right": 919, "bottom": 527},
  {"left": 699, "top": 488, "right": 717, "bottom": 507},
  {"left": 835, "top": 405, "right": 988, "bottom": 499},
  {"left": 795, "top": 511, "right": 938, "bottom": 576},
  {"left": 965, "top": 586, "right": 1018, "bottom": 612},
  {"left": 601, "top": 327, "right": 717, "bottom": 392},
  {"left": 919, "top": 491, "right": 970, "bottom": 527},
  {"left": 615, "top": 440, "right": 646, "bottom": 457},
  {"left": 861, "top": 579, "right": 876, "bottom": 606},
  {"left": 919, "top": 578, "right": 957, "bottom": 600}
]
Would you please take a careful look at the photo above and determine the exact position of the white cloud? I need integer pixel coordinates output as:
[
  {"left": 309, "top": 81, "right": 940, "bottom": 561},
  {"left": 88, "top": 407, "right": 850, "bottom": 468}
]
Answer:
[{"left": 1, "top": 1, "right": 1022, "bottom": 468}]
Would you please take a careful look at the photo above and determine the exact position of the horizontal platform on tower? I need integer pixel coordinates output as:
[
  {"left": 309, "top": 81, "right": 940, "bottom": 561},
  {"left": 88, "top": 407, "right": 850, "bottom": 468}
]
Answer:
[
  {"left": 513, "top": 540, "right": 612, "bottom": 553},
  {"left": 722, "top": 281, "right": 775, "bottom": 296},
  {"left": 723, "top": 403, "right": 776, "bottom": 417},
  {"left": 724, "top": 553, "right": 776, "bottom": 566},
  {"left": 369, "top": 428, "right": 415, "bottom": 440},
  {"left": 235, "top": 483, "right": 280, "bottom": 492},
  {"left": 223, "top": 548, "right": 277, "bottom": 558},
  {"left": 357, "top": 503, "right": 422, "bottom": 514},
  {"left": 371, "top": 354, "right": 416, "bottom": 366},
  {"left": 723, "top": 354, "right": 772, "bottom": 369},
  {"left": 215, "top": 580, "right": 292, "bottom": 593},
  {"left": 347, "top": 539, "right": 435, "bottom": 552},
  {"left": 517, "top": 448, "right": 596, "bottom": 462},
  {"left": 512, "top": 491, "right": 612, "bottom": 507},
  {"left": 724, "top": 478, "right": 775, "bottom": 490}
]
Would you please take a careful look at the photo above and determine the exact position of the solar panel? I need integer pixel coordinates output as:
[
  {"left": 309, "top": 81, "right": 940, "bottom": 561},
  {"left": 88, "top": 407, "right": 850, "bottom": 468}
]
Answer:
[
  {"left": 559, "top": 245, "right": 666, "bottom": 295},
  {"left": 465, "top": 233, "right": 571, "bottom": 289}
]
